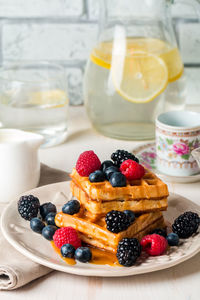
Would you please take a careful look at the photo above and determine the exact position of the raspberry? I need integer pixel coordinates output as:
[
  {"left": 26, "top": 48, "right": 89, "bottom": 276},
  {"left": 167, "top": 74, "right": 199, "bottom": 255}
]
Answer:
[
  {"left": 53, "top": 227, "right": 81, "bottom": 249},
  {"left": 76, "top": 150, "right": 101, "bottom": 177},
  {"left": 140, "top": 234, "right": 167, "bottom": 256},
  {"left": 120, "top": 160, "right": 145, "bottom": 180}
]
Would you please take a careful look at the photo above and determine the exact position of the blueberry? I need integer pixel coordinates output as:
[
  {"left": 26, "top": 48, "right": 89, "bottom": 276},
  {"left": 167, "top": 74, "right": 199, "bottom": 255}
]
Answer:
[
  {"left": 30, "top": 217, "right": 45, "bottom": 234},
  {"left": 104, "top": 166, "right": 119, "bottom": 180},
  {"left": 42, "top": 225, "right": 57, "bottom": 240},
  {"left": 124, "top": 210, "right": 135, "bottom": 223},
  {"left": 75, "top": 247, "right": 92, "bottom": 263},
  {"left": 40, "top": 202, "right": 57, "bottom": 220},
  {"left": 109, "top": 172, "right": 126, "bottom": 187},
  {"left": 89, "top": 170, "right": 105, "bottom": 182},
  {"left": 101, "top": 160, "right": 114, "bottom": 172},
  {"left": 62, "top": 200, "right": 80, "bottom": 215},
  {"left": 61, "top": 244, "right": 75, "bottom": 258},
  {"left": 45, "top": 212, "right": 56, "bottom": 226},
  {"left": 166, "top": 233, "right": 179, "bottom": 246}
]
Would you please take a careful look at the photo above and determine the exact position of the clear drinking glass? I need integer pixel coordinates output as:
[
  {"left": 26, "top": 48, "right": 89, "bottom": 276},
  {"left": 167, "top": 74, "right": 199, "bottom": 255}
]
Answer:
[
  {"left": 0, "top": 62, "right": 68, "bottom": 147},
  {"left": 84, "top": 0, "right": 199, "bottom": 140}
]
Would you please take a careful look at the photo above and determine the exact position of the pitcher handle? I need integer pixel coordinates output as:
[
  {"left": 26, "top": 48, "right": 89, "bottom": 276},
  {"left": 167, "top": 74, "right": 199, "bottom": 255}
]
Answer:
[{"left": 172, "top": 0, "right": 200, "bottom": 21}]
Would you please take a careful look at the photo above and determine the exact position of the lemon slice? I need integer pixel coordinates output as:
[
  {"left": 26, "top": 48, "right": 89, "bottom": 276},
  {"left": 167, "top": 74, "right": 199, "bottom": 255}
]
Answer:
[
  {"left": 111, "top": 51, "right": 168, "bottom": 103},
  {"left": 159, "top": 47, "right": 183, "bottom": 82},
  {"left": 90, "top": 38, "right": 183, "bottom": 85},
  {"left": 29, "top": 89, "right": 68, "bottom": 108}
]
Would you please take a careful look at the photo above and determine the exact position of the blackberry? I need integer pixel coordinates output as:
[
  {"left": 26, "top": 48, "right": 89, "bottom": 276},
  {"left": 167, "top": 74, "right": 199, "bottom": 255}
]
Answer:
[
  {"left": 111, "top": 150, "right": 139, "bottom": 167},
  {"left": 151, "top": 228, "right": 167, "bottom": 238},
  {"left": 105, "top": 210, "right": 131, "bottom": 233},
  {"left": 18, "top": 195, "right": 40, "bottom": 221},
  {"left": 117, "top": 238, "right": 141, "bottom": 267},
  {"left": 172, "top": 211, "right": 200, "bottom": 239}
]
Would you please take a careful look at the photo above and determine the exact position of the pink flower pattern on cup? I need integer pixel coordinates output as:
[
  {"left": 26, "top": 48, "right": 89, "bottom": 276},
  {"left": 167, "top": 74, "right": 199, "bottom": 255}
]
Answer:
[{"left": 172, "top": 143, "right": 190, "bottom": 156}]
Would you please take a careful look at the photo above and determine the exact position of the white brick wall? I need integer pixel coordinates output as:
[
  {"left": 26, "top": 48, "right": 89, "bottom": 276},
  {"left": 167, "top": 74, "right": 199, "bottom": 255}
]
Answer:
[{"left": 0, "top": 0, "right": 199, "bottom": 105}]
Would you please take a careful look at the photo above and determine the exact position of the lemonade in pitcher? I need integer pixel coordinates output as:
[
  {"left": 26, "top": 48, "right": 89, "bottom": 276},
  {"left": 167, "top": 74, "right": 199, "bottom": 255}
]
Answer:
[{"left": 84, "top": 0, "right": 186, "bottom": 140}]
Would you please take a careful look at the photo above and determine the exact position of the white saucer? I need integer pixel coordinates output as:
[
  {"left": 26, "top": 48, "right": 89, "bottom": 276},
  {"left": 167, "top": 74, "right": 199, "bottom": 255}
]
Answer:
[
  {"left": 133, "top": 142, "right": 200, "bottom": 183},
  {"left": 1, "top": 182, "right": 200, "bottom": 277}
]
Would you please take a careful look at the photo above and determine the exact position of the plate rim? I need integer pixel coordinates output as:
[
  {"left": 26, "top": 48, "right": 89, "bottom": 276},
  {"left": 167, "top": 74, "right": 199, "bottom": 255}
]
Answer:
[{"left": 1, "top": 181, "right": 200, "bottom": 277}]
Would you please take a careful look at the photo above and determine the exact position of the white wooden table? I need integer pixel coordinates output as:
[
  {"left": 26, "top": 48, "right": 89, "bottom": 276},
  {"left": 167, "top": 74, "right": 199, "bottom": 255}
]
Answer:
[{"left": 1, "top": 106, "right": 199, "bottom": 300}]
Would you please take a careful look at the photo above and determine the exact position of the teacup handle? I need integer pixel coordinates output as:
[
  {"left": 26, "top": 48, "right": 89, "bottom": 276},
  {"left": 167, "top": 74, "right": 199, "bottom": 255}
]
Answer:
[{"left": 191, "top": 147, "right": 200, "bottom": 168}]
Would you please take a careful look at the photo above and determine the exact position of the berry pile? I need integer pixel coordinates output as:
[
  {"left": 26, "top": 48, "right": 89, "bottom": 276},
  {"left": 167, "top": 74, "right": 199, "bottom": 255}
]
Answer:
[
  {"left": 17, "top": 149, "right": 200, "bottom": 268},
  {"left": 17, "top": 194, "right": 92, "bottom": 264},
  {"left": 116, "top": 211, "right": 199, "bottom": 266},
  {"left": 75, "top": 149, "right": 144, "bottom": 187}
]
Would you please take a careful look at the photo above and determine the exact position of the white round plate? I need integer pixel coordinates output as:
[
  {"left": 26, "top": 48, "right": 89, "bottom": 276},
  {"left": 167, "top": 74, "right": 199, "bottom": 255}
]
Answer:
[
  {"left": 1, "top": 182, "right": 200, "bottom": 277},
  {"left": 133, "top": 142, "right": 200, "bottom": 183}
]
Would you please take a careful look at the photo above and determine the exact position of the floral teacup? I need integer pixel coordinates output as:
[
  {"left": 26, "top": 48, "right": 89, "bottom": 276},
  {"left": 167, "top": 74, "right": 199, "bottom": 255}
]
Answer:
[{"left": 156, "top": 111, "right": 200, "bottom": 176}]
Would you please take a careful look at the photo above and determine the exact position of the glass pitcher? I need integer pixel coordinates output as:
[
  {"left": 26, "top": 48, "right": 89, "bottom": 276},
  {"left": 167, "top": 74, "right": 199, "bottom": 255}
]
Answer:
[{"left": 84, "top": 0, "right": 199, "bottom": 140}]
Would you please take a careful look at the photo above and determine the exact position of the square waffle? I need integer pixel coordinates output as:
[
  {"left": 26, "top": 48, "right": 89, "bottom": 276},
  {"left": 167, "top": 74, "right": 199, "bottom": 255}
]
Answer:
[
  {"left": 70, "top": 168, "right": 168, "bottom": 218},
  {"left": 55, "top": 210, "right": 165, "bottom": 253}
]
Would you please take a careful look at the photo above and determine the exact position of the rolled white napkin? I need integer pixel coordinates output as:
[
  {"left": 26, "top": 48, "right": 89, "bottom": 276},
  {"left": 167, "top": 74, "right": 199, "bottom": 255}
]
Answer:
[{"left": 0, "top": 164, "right": 70, "bottom": 290}]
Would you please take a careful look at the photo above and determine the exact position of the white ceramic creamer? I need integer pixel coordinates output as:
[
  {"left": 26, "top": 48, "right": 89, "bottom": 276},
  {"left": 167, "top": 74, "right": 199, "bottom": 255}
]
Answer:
[{"left": 0, "top": 129, "right": 44, "bottom": 203}]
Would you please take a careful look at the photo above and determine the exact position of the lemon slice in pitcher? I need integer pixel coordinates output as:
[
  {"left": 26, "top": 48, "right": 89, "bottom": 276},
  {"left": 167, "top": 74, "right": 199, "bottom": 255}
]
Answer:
[
  {"left": 111, "top": 51, "right": 168, "bottom": 103},
  {"left": 159, "top": 47, "right": 183, "bottom": 82}
]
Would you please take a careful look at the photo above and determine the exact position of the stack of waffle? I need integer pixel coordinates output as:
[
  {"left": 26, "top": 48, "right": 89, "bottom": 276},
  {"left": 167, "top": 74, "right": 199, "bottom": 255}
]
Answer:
[{"left": 55, "top": 168, "right": 168, "bottom": 253}]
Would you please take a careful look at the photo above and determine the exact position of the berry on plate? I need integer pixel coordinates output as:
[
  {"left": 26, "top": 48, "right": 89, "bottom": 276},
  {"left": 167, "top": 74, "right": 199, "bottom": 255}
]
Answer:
[
  {"left": 140, "top": 234, "right": 167, "bottom": 256},
  {"left": 40, "top": 202, "right": 57, "bottom": 220},
  {"left": 61, "top": 243, "right": 75, "bottom": 258},
  {"left": 105, "top": 210, "right": 131, "bottom": 233},
  {"left": 42, "top": 225, "right": 57, "bottom": 241},
  {"left": 109, "top": 172, "right": 126, "bottom": 187},
  {"left": 117, "top": 238, "right": 141, "bottom": 267},
  {"left": 166, "top": 233, "right": 179, "bottom": 246},
  {"left": 75, "top": 247, "right": 92, "bottom": 263},
  {"left": 62, "top": 200, "right": 80, "bottom": 215},
  {"left": 111, "top": 150, "right": 139, "bottom": 167},
  {"left": 18, "top": 195, "right": 40, "bottom": 221},
  {"left": 172, "top": 211, "right": 200, "bottom": 238},
  {"left": 45, "top": 212, "right": 56, "bottom": 226},
  {"left": 53, "top": 227, "right": 81, "bottom": 249},
  {"left": 101, "top": 160, "right": 114, "bottom": 172},
  {"left": 76, "top": 150, "right": 101, "bottom": 177},
  {"left": 104, "top": 166, "right": 119, "bottom": 180},
  {"left": 89, "top": 170, "right": 105, "bottom": 182},
  {"left": 30, "top": 217, "right": 45, "bottom": 234},
  {"left": 120, "top": 160, "right": 145, "bottom": 180}
]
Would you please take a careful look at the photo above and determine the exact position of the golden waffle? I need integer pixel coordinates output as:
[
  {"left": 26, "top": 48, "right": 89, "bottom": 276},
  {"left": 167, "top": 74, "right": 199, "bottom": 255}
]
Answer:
[
  {"left": 71, "top": 180, "right": 168, "bottom": 219},
  {"left": 70, "top": 168, "right": 169, "bottom": 201},
  {"left": 70, "top": 168, "right": 168, "bottom": 216},
  {"left": 55, "top": 211, "right": 165, "bottom": 253}
]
